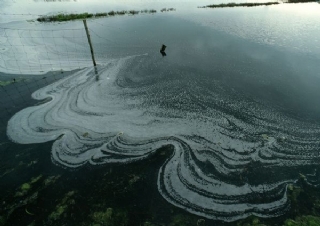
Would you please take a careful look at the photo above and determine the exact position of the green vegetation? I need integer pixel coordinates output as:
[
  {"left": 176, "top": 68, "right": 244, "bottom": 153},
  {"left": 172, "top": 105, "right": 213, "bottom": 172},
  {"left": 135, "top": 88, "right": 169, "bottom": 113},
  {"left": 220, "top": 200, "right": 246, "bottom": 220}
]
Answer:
[
  {"left": 0, "top": 80, "right": 13, "bottom": 86},
  {"left": 200, "top": 2, "right": 279, "bottom": 8},
  {"left": 160, "top": 8, "right": 176, "bottom": 12},
  {"left": 200, "top": 0, "right": 318, "bottom": 8},
  {"left": 287, "top": 0, "right": 317, "bottom": 3},
  {"left": 0, "top": 78, "right": 23, "bottom": 86},
  {"left": 169, "top": 214, "right": 196, "bottom": 226},
  {"left": 236, "top": 216, "right": 267, "bottom": 226},
  {"left": 48, "top": 191, "right": 75, "bottom": 221},
  {"left": 91, "top": 207, "right": 128, "bottom": 226},
  {"left": 15, "top": 175, "right": 43, "bottom": 197},
  {"left": 37, "top": 9, "right": 157, "bottom": 22},
  {"left": 284, "top": 215, "right": 320, "bottom": 226},
  {"left": 128, "top": 10, "right": 140, "bottom": 15}
]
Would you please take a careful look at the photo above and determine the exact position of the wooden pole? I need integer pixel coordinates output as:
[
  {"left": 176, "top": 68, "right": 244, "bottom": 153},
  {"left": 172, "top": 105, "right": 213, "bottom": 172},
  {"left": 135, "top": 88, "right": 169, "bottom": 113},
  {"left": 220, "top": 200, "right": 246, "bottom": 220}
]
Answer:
[{"left": 83, "top": 19, "right": 97, "bottom": 67}]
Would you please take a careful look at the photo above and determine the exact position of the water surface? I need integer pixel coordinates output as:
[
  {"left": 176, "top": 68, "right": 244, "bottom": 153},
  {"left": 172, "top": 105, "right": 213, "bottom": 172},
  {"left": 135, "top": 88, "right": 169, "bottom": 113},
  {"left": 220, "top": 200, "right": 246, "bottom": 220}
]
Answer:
[{"left": 1, "top": 1, "right": 320, "bottom": 224}]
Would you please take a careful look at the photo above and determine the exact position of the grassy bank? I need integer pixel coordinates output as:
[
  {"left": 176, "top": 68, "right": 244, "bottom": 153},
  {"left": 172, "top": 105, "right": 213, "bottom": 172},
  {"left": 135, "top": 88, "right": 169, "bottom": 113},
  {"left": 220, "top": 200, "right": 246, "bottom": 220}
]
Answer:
[
  {"left": 199, "top": 2, "right": 279, "bottom": 8},
  {"left": 37, "top": 9, "right": 157, "bottom": 22}
]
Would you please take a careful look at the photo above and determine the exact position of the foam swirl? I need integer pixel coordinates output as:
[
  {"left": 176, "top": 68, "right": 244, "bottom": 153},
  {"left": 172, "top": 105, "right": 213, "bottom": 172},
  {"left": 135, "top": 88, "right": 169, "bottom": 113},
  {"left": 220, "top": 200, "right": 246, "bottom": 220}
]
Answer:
[{"left": 7, "top": 55, "right": 320, "bottom": 221}]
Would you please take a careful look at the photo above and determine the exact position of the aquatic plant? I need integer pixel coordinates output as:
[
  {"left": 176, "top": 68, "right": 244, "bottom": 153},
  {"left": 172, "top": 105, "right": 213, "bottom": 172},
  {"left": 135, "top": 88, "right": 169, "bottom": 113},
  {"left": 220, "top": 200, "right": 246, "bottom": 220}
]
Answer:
[
  {"left": 236, "top": 216, "right": 267, "bottom": 226},
  {"left": 117, "top": 10, "right": 127, "bottom": 15},
  {"left": 91, "top": 207, "right": 128, "bottom": 226},
  {"left": 200, "top": 0, "right": 317, "bottom": 8},
  {"left": 288, "top": 0, "right": 317, "bottom": 2},
  {"left": 21, "top": 183, "right": 31, "bottom": 191},
  {"left": 37, "top": 9, "right": 159, "bottom": 22},
  {"left": 0, "top": 78, "right": 23, "bottom": 86},
  {"left": 15, "top": 175, "right": 42, "bottom": 197},
  {"left": 108, "top": 10, "right": 116, "bottom": 16},
  {"left": 48, "top": 191, "right": 75, "bottom": 221},
  {"left": 284, "top": 215, "right": 320, "bottom": 226},
  {"left": 200, "top": 2, "right": 279, "bottom": 8},
  {"left": 161, "top": 8, "right": 176, "bottom": 12},
  {"left": 128, "top": 10, "right": 140, "bottom": 15},
  {"left": 140, "top": 9, "right": 157, "bottom": 14},
  {"left": 95, "top": 12, "right": 107, "bottom": 17},
  {"left": 0, "top": 80, "right": 14, "bottom": 86}
]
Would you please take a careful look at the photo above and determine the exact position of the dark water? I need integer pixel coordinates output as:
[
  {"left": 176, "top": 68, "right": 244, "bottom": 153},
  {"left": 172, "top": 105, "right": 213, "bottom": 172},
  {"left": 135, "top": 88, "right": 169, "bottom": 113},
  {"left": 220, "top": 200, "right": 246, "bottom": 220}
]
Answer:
[{"left": 1, "top": 9, "right": 320, "bottom": 226}]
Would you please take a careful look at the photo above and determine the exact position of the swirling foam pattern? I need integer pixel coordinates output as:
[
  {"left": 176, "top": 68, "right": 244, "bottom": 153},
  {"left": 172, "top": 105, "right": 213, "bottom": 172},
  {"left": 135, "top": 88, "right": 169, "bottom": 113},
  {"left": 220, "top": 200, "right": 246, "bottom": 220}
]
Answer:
[{"left": 7, "top": 55, "right": 320, "bottom": 221}]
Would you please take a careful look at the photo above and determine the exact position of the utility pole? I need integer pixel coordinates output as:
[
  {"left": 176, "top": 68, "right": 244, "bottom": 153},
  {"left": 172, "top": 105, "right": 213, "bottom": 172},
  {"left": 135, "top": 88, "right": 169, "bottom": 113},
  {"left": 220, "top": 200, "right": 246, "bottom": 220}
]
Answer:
[{"left": 83, "top": 19, "right": 97, "bottom": 67}]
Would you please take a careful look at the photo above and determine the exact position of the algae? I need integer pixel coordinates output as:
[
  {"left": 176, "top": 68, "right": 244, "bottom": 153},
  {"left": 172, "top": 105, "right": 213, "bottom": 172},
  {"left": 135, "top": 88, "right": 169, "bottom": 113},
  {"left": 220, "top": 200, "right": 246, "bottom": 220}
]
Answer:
[
  {"left": 48, "top": 191, "right": 76, "bottom": 221},
  {"left": 91, "top": 207, "right": 128, "bottom": 226},
  {"left": 283, "top": 215, "right": 320, "bottom": 226},
  {"left": 15, "top": 175, "right": 43, "bottom": 197},
  {"left": 44, "top": 175, "right": 61, "bottom": 186},
  {"left": 236, "top": 216, "right": 266, "bottom": 226},
  {"left": 82, "top": 132, "right": 89, "bottom": 137},
  {"left": 30, "top": 175, "right": 42, "bottom": 184},
  {"left": 21, "top": 183, "right": 31, "bottom": 191},
  {"left": 0, "top": 80, "right": 15, "bottom": 86},
  {"left": 128, "top": 174, "right": 140, "bottom": 186},
  {"left": 0, "top": 216, "right": 6, "bottom": 226},
  {"left": 143, "top": 222, "right": 155, "bottom": 226},
  {"left": 287, "top": 184, "right": 302, "bottom": 204},
  {"left": 169, "top": 214, "right": 195, "bottom": 226},
  {"left": 0, "top": 78, "right": 24, "bottom": 86},
  {"left": 197, "top": 218, "right": 205, "bottom": 226}
]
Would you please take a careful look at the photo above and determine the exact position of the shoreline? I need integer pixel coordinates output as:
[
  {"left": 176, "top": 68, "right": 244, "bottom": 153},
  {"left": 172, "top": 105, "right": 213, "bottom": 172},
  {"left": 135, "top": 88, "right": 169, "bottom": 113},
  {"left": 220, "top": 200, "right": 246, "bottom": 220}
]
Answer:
[{"left": 36, "top": 8, "right": 176, "bottom": 22}]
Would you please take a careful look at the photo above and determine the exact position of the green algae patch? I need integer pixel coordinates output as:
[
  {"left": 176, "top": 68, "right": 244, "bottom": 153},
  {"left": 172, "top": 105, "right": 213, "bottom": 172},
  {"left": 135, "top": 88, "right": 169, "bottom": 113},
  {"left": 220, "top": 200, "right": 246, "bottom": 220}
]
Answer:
[
  {"left": 31, "top": 175, "right": 42, "bottom": 184},
  {"left": 0, "top": 216, "right": 6, "bottom": 226},
  {"left": 169, "top": 214, "right": 196, "bottom": 226},
  {"left": 91, "top": 207, "right": 128, "bottom": 226},
  {"left": 143, "top": 222, "right": 156, "bottom": 226},
  {"left": 284, "top": 215, "right": 320, "bottom": 226},
  {"left": 21, "top": 183, "right": 31, "bottom": 191},
  {"left": 48, "top": 191, "right": 76, "bottom": 221},
  {"left": 128, "top": 174, "right": 140, "bottom": 186},
  {"left": 15, "top": 175, "right": 43, "bottom": 197},
  {"left": 82, "top": 132, "right": 89, "bottom": 137},
  {"left": 236, "top": 216, "right": 267, "bottom": 226},
  {"left": 0, "top": 78, "right": 25, "bottom": 87},
  {"left": 44, "top": 175, "right": 61, "bottom": 186},
  {"left": 287, "top": 184, "right": 302, "bottom": 204},
  {"left": 0, "top": 80, "right": 13, "bottom": 86}
]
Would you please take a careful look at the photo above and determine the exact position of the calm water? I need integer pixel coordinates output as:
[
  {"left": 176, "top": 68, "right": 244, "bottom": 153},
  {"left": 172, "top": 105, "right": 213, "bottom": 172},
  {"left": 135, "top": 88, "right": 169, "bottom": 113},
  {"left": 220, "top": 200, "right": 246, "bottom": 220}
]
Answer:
[{"left": 1, "top": 1, "right": 320, "bottom": 225}]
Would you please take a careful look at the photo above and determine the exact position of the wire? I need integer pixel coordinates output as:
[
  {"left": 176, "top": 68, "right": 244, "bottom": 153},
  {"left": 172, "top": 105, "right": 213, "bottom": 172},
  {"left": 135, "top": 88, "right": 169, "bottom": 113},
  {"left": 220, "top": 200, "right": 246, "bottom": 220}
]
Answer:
[{"left": 0, "top": 27, "right": 84, "bottom": 31}]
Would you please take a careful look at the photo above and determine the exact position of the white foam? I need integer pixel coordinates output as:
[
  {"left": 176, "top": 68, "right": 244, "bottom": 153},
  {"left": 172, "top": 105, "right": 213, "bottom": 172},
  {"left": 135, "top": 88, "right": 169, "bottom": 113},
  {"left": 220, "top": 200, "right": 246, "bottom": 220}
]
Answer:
[{"left": 7, "top": 55, "right": 320, "bottom": 221}]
